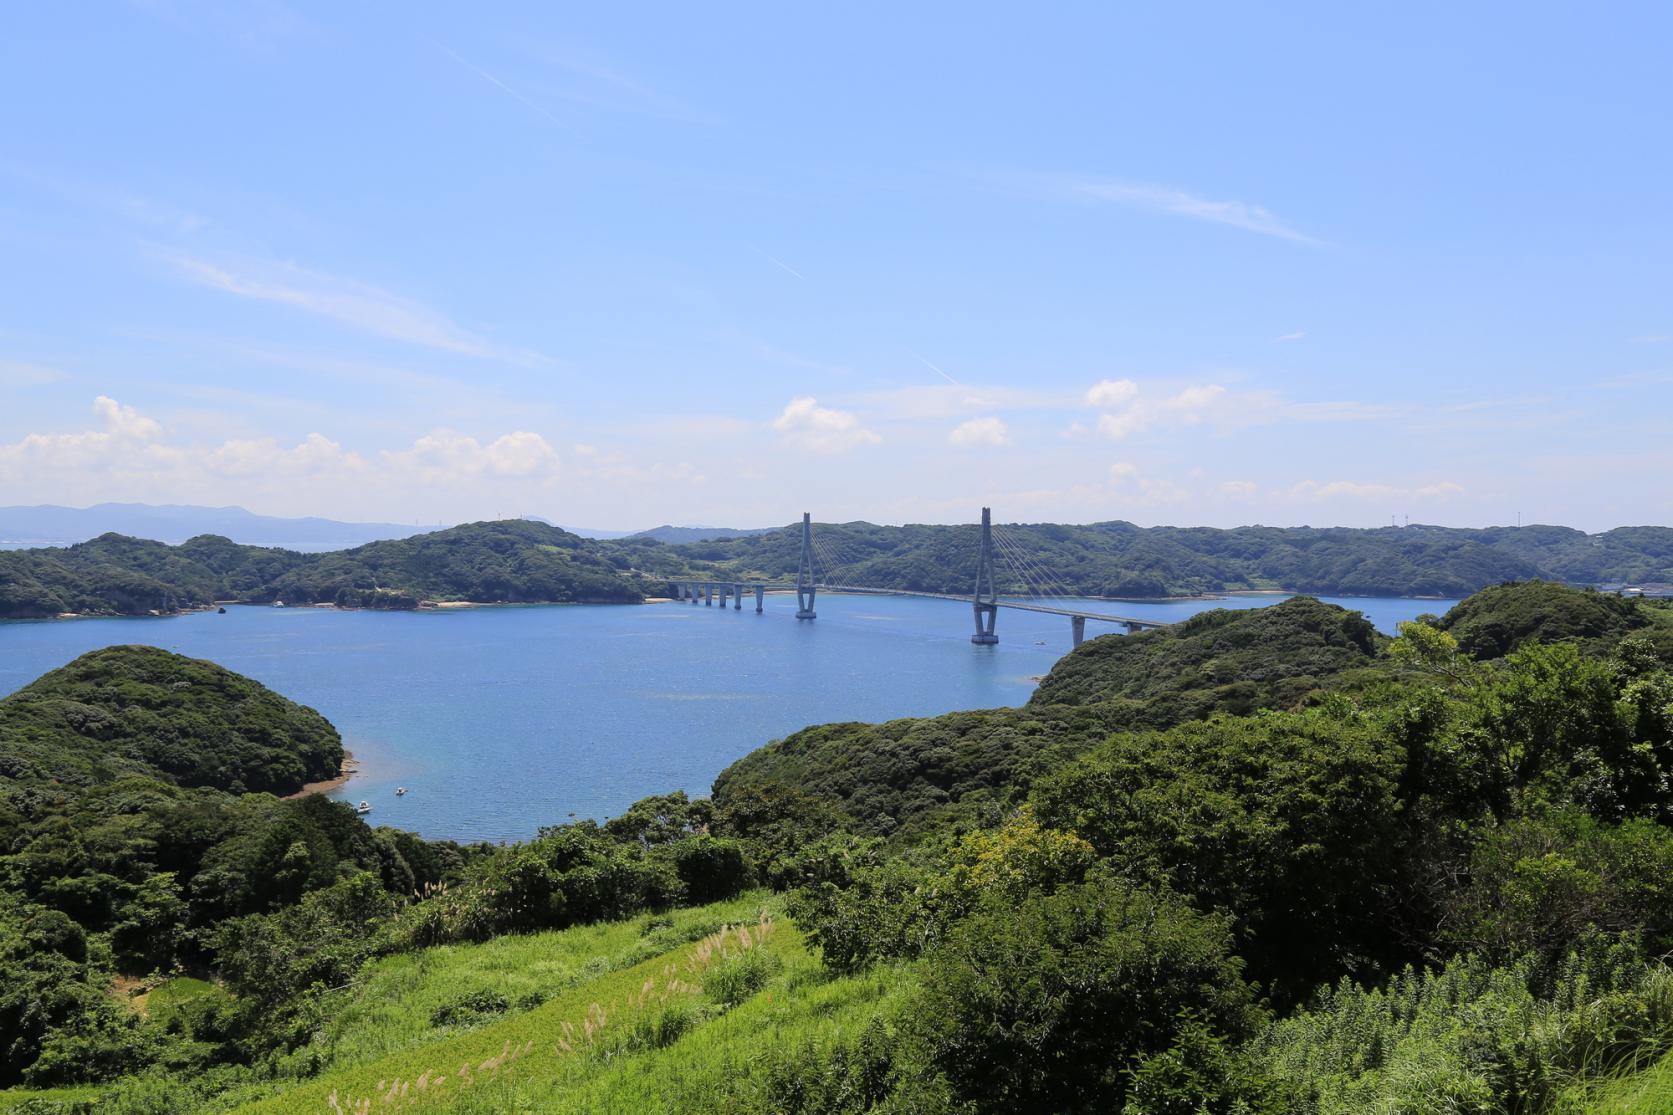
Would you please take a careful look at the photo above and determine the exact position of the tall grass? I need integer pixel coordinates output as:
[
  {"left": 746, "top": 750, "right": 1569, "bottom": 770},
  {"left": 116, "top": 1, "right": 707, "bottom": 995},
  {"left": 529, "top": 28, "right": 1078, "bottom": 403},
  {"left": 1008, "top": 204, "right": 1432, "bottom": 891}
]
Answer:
[
  {"left": 1253, "top": 948, "right": 1673, "bottom": 1114},
  {"left": 237, "top": 906, "right": 790, "bottom": 1113}
]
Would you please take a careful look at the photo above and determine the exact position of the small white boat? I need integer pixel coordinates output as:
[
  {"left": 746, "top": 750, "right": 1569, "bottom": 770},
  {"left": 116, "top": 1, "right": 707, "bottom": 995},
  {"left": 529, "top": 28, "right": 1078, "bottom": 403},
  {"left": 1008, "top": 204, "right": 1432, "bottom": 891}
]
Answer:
[
  {"left": 272, "top": 600, "right": 286, "bottom": 608},
  {"left": 395, "top": 787, "right": 408, "bottom": 796},
  {"left": 356, "top": 800, "right": 372, "bottom": 814}
]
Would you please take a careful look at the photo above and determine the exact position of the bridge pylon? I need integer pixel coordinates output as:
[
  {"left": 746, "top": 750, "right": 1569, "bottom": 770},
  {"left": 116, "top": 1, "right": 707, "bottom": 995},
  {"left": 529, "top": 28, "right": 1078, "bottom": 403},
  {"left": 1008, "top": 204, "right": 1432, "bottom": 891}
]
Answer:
[
  {"left": 795, "top": 512, "right": 817, "bottom": 619},
  {"left": 972, "top": 506, "right": 999, "bottom": 644}
]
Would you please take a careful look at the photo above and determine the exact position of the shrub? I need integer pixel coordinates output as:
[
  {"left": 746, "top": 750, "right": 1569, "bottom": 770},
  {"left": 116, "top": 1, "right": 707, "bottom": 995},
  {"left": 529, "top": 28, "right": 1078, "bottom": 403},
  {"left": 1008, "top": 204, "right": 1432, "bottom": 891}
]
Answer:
[
  {"left": 429, "top": 989, "right": 511, "bottom": 1028},
  {"left": 907, "top": 876, "right": 1260, "bottom": 1114},
  {"left": 703, "top": 947, "right": 783, "bottom": 1009},
  {"left": 1033, "top": 709, "right": 1407, "bottom": 1003},
  {"left": 1253, "top": 942, "right": 1673, "bottom": 1114}
]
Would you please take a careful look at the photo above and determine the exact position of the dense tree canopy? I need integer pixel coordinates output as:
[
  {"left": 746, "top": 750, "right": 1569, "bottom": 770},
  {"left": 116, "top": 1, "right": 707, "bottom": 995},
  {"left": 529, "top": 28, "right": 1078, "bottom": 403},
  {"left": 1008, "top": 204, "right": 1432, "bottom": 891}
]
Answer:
[
  {"left": 0, "top": 520, "right": 643, "bottom": 618},
  {"left": 609, "top": 520, "right": 1673, "bottom": 598}
]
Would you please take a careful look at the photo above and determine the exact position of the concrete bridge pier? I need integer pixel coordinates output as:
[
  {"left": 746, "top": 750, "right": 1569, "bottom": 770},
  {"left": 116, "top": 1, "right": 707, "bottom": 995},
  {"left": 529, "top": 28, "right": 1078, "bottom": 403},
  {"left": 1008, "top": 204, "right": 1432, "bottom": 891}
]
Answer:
[
  {"left": 704, "top": 584, "right": 713, "bottom": 606},
  {"left": 970, "top": 506, "right": 999, "bottom": 645},
  {"left": 690, "top": 583, "right": 699, "bottom": 605},
  {"left": 754, "top": 585, "right": 765, "bottom": 613},
  {"left": 1071, "top": 616, "right": 1086, "bottom": 647}
]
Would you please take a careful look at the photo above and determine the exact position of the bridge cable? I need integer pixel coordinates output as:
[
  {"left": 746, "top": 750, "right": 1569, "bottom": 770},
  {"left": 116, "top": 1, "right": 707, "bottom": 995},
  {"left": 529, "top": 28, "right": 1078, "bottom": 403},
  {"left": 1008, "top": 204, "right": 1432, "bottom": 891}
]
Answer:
[
  {"left": 990, "top": 529, "right": 1058, "bottom": 603},
  {"left": 989, "top": 527, "right": 1054, "bottom": 599},
  {"left": 998, "top": 526, "right": 1082, "bottom": 606},
  {"left": 811, "top": 532, "right": 844, "bottom": 585},
  {"left": 995, "top": 524, "right": 1080, "bottom": 602}
]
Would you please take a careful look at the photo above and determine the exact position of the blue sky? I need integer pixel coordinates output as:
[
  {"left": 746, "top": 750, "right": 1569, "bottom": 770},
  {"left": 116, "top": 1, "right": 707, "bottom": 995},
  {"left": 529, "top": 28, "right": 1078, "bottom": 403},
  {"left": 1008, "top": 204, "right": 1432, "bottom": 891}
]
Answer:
[{"left": 1, "top": 2, "right": 1668, "bottom": 531}]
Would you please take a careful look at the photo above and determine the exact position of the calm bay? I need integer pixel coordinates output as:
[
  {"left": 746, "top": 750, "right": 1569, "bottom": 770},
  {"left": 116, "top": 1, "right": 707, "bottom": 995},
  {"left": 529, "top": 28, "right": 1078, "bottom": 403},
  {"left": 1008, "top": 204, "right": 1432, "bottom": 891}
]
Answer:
[{"left": 0, "top": 591, "right": 1452, "bottom": 843}]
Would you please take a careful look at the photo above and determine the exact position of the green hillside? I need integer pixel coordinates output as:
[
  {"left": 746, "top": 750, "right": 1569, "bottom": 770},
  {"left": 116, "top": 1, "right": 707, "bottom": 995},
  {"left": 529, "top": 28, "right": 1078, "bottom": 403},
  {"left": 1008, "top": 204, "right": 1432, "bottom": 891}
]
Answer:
[
  {"left": 610, "top": 519, "right": 1673, "bottom": 598},
  {"left": 713, "top": 596, "right": 1388, "bottom": 841},
  {"left": 0, "top": 644, "right": 341, "bottom": 794},
  {"left": 6, "top": 582, "right": 1673, "bottom": 1112},
  {"left": 0, "top": 520, "right": 644, "bottom": 618}
]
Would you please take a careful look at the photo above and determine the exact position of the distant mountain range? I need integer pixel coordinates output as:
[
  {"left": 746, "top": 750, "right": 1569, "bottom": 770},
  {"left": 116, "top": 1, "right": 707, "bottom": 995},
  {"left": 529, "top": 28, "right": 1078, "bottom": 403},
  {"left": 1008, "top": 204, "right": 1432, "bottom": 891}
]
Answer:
[
  {"left": 0, "top": 504, "right": 775, "bottom": 550},
  {"left": 0, "top": 503, "right": 436, "bottom": 548},
  {"left": 628, "top": 525, "right": 777, "bottom": 544}
]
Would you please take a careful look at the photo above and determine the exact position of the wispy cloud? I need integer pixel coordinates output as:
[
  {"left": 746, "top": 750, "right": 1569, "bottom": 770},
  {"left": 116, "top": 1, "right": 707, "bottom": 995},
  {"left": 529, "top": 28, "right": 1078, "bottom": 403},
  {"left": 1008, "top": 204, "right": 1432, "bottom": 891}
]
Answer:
[
  {"left": 521, "top": 42, "right": 713, "bottom": 123},
  {"left": 433, "top": 42, "right": 569, "bottom": 128},
  {"left": 752, "top": 247, "right": 805, "bottom": 280},
  {"left": 170, "top": 255, "right": 536, "bottom": 361},
  {"left": 1273, "top": 330, "right": 1306, "bottom": 343},
  {"left": 909, "top": 351, "right": 961, "bottom": 387},
  {"left": 854, "top": 383, "right": 1068, "bottom": 420},
  {"left": 983, "top": 171, "right": 1316, "bottom": 243},
  {"left": 1286, "top": 478, "right": 1465, "bottom": 502},
  {"left": 0, "top": 359, "right": 69, "bottom": 386}
]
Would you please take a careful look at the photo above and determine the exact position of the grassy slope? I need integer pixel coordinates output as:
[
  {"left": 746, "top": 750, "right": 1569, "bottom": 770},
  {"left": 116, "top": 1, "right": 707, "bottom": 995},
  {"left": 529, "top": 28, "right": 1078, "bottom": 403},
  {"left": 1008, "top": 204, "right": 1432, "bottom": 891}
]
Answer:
[
  {"left": 1585, "top": 1049, "right": 1673, "bottom": 1114},
  {"left": 226, "top": 893, "right": 907, "bottom": 1114}
]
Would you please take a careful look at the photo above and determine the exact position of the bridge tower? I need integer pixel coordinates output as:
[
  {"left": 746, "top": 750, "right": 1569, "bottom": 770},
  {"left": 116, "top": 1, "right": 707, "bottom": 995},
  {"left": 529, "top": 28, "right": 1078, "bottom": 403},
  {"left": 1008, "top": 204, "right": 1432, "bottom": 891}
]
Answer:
[
  {"left": 971, "top": 506, "right": 999, "bottom": 644},
  {"left": 795, "top": 512, "right": 817, "bottom": 619}
]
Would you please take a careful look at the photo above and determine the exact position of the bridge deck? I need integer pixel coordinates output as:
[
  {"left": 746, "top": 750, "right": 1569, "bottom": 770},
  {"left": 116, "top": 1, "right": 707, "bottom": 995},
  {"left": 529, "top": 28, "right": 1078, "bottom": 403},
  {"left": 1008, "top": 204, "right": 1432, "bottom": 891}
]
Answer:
[
  {"left": 813, "top": 584, "right": 1168, "bottom": 628},
  {"left": 670, "top": 579, "right": 1170, "bottom": 628}
]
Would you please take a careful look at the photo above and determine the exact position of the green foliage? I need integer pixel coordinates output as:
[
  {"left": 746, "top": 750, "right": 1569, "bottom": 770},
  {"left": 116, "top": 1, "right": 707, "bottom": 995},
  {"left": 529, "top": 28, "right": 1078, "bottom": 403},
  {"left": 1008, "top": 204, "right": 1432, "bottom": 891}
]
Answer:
[
  {"left": 1440, "top": 809, "right": 1673, "bottom": 964},
  {"left": 1033, "top": 709, "right": 1408, "bottom": 1002},
  {"left": 907, "top": 876, "right": 1260, "bottom": 1114},
  {"left": 713, "top": 702, "right": 1138, "bottom": 841},
  {"left": 0, "top": 645, "right": 341, "bottom": 794},
  {"left": 1439, "top": 580, "right": 1658, "bottom": 659},
  {"left": 387, "top": 820, "right": 750, "bottom": 951},
  {"left": 1122, "top": 1014, "right": 1283, "bottom": 1115},
  {"left": 1448, "top": 642, "right": 1673, "bottom": 821},
  {"left": 759, "top": 1018, "right": 902, "bottom": 1115},
  {"left": 703, "top": 946, "right": 783, "bottom": 1008},
  {"left": 1253, "top": 944, "right": 1673, "bottom": 1114},
  {"left": 716, "top": 598, "right": 1390, "bottom": 845},
  {"left": 0, "top": 901, "right": 152, "bottom": 1087},
  {"left": 1035, "top": 595, "right": 1383, "bottom": 709},
  {"left": 428, "top": 990, "right": 511, "bottom": 1028},
  {"left": 791, "top": 809, "right": 1094, "bottom": 975}
]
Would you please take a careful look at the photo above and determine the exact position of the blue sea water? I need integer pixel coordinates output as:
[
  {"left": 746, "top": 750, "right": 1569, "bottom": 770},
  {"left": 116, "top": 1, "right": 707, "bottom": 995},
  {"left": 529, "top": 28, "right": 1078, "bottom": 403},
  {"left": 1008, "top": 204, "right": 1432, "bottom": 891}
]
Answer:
[{"left": 0, "top": 592, "right": 1453, "bottom": 843}]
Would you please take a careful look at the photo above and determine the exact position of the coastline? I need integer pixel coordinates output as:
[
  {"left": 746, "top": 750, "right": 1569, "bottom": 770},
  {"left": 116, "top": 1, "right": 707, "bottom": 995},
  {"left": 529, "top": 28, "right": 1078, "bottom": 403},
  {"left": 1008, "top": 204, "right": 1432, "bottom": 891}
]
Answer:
[{"left": 285, "top": 750, "right": 358, "bottom": 799}]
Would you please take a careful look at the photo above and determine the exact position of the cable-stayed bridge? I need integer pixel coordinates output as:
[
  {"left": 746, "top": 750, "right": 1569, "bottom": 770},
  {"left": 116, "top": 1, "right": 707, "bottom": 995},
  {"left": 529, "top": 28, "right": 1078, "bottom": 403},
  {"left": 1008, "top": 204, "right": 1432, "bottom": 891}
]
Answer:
[{"left": 665, "top": 509, "right": 1171, "bottom": 647}]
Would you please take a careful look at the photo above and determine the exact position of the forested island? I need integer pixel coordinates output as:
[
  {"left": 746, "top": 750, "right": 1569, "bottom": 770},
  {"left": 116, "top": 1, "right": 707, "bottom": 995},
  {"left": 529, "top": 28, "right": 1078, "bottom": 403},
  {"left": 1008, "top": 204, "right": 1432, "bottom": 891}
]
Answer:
[
  {"left": 5, "top": 581, "right": 1673, "bottom": 1111},
  {"left": 615, "top": 519, "right": 1673, "bottom": 598},
  {"left": 0, "top": 520, "right": 644, "bottom": 619},
  {"left": 6, "top": 516, "right": 1673, "bottom": 621}
]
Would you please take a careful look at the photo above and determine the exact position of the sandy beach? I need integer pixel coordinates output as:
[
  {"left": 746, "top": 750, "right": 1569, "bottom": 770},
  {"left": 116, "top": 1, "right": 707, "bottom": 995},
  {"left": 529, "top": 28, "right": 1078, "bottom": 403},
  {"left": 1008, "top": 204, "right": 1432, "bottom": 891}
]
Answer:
[{"left": 285, "top": 750, "right": 359, "bottom": 798}]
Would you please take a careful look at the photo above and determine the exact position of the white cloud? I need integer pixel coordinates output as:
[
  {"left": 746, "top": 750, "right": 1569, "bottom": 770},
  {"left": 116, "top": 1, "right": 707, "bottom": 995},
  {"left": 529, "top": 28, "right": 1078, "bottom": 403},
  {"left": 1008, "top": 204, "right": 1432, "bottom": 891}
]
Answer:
[
  {"left": 1085, "top": 378, "right": 1138, "bottom": 408},
  {"left": 993, "top": 172, "right": 1315, "bottom": 242},
  {"left": 1106, "top": 460, "right": 1189, "bottom": 504},
  {"left": 384, "top": 429, "right": 561, "bottom": 481},
  {"left": 1273, "top": 331, "right": 1306, "bottom": 343},
  {"left": 1220, "top": 480, "right": 1258, "bottom": 496},
  {"left": 949, "top": 417, "right": 1010, "bottom": 447},
  {"left": 171, "top": 255, "right": 530, "bottom": 360},
  {"left": 1288, "top": 479, "right": 1465, "bottom": 502},
  {"left": 0, "top": 397, "right": 576, "bottom": 516},
  {"left": 203, "top": 433, "right": 363, "bottom": 477},
  {"left": 92, "top": 395, "right": 164, "bottom": 440},
  {"left": 772, "top": 397, "right": 880, "bottom": 453},
  {"left": 1092, "top": 383, "right": 1229, "bottom": 440},
  {"left": 856, "top": 383, "right": 1066, "bottom": 420}
]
